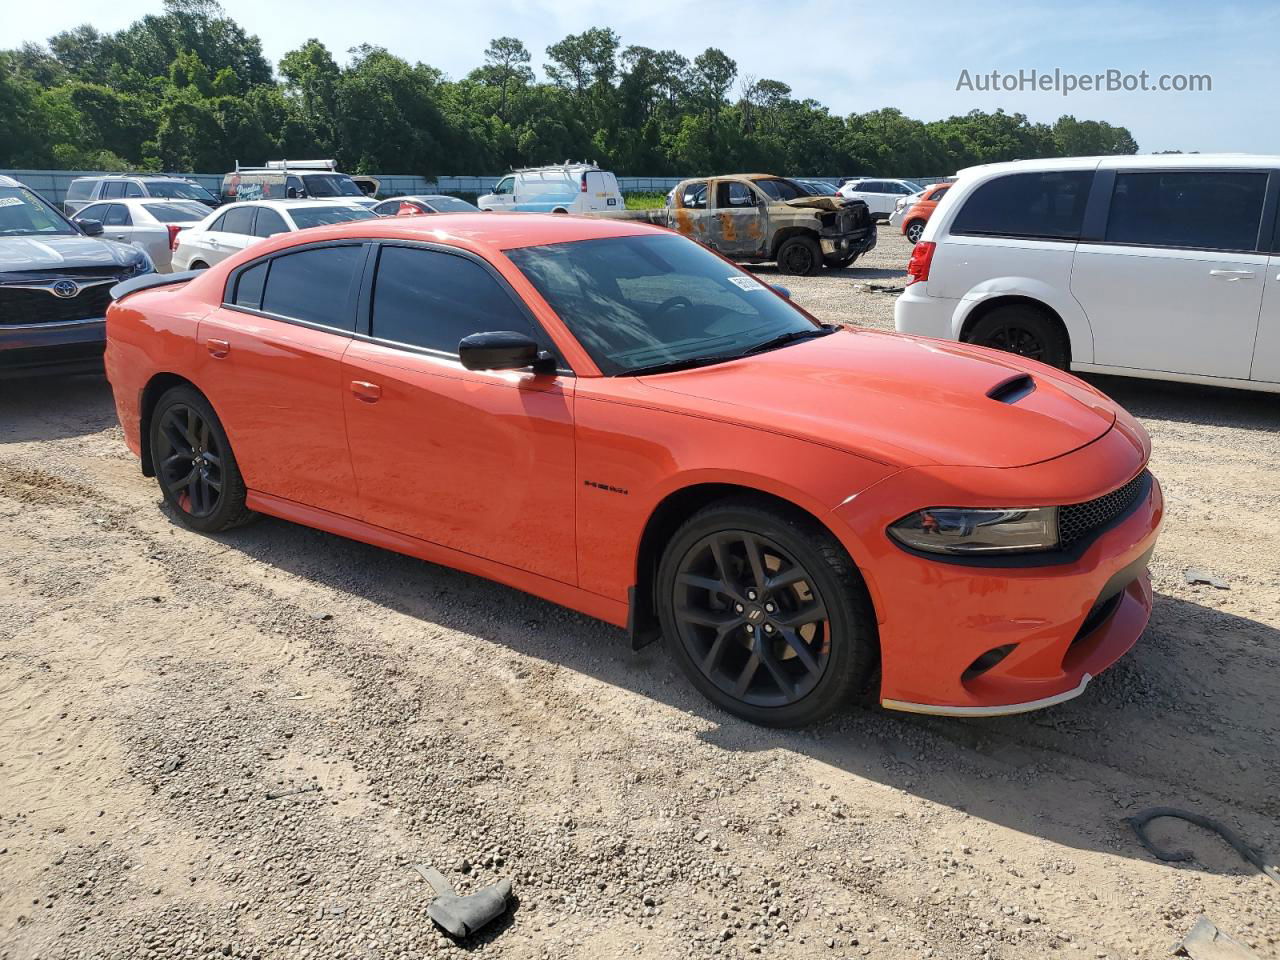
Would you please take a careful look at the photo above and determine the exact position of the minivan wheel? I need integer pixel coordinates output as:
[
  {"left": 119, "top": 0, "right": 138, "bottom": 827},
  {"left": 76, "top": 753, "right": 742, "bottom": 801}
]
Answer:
[
  {"left": 776, "top": 236, "right": 822, "bottom": 276},
  {"left": 149, "top": 385, "right": 256, "bottom": 533},
  {"left": 657, "top": 499, "right": 877, "bottom": 727},
  {"left": 905, "top": 220, "right": 926, "bottom": 244},
  {"left": 966, "top": 305, "right": 1069, "bottom": 369}
]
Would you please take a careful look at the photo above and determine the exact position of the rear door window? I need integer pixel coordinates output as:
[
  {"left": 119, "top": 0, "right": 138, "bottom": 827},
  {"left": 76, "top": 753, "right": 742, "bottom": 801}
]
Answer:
[
  {"left": 370, "top": 245, "right": 537, "bottom": 355},
  {"left": 1105, "top": 171, "right": 1266, "bottom": 253},
  {"left": 258, "top": 245, "right": 363, "bottom": 331},
  {"left": 103, "top": 204, "right": 131, "bottom": 227},
  {"left": 716, "top": 182, "right": 756, "bottom": 208},
  {"left": 950, "top": 171, "right": 1093, "bottom": 240},
  {"left": 77, "top": 203, "right": 110, "bottom": 222},
  {"left": 218, "top": 205, "right": 256, "bottom": 235}
]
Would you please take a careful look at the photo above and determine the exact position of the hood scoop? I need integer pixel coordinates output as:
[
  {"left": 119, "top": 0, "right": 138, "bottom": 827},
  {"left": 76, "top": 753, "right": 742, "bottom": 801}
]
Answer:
[{"left": 987, "top": 373, "right": 1036, "bottom": 405}]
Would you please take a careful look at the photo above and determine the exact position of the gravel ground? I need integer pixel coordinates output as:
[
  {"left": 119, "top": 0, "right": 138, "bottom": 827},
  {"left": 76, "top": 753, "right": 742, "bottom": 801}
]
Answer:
[{"left": 1, "top": 228, "right": 1278, "bottom": 960}]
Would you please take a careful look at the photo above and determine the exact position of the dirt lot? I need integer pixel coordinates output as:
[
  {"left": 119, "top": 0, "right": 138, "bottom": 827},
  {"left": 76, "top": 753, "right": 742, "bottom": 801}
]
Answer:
[{"left": 2, "top": 230, "right": 1278, "bottom": 960}]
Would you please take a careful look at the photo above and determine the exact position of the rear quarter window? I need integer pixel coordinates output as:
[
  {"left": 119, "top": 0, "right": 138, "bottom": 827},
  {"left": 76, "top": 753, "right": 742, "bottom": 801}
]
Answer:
[{"left": 950, "top": 171, "right": 1093, "bottom": 241}]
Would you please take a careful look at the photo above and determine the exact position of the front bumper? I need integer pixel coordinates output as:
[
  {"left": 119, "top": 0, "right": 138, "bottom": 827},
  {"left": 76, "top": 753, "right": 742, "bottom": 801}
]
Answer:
[
  {"left": 820, "top": 226, "right": 877, "bottom": 258},
  {"left": 831, "top": 426, "right": 1163, "bottom": 715},
  {"left": 0, "top": 318, "right": 106, "bottom": 377}
]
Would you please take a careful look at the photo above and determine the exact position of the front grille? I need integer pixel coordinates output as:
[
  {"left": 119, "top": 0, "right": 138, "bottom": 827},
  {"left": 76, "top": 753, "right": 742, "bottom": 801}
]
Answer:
[
  {"left": 1058, "top": 470, "right": 1150, "bottom": 548},
  {"left": 0, "top": 282, "right": 114, "bottom": 326}
]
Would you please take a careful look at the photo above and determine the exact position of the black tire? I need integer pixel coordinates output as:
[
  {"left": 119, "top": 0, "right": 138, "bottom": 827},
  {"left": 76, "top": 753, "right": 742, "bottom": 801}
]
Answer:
[
  {"left": 656, "top": 498, "right": 877, "bottom": 727},
  {"left": 149, "top": 385, "right": 256, "bottom": 533},
  {"left": 905, "top": 220, "right": 926, "bottom": 244},
  {"left": 776, "top": 236, "right": 822, "bottom": 277},
  {"left": 966, "top": 304, "right": 1069, "bottom": 369},
  {"left": 823, "top": 254, "right": 857, "bottom": 270},
  {"left": 189, "top": 261, "right": 209, "bottom": 271}
]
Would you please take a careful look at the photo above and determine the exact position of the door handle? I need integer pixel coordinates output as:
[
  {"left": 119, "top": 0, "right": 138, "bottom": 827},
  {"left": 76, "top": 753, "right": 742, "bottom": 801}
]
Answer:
[
  {"left": 206, "top": 338, "right": 230, "bottom": 359},
  {"left": 1209, "top": 269, "right": 1255, "bottom": 281},
  {"left": 350, "top": 380, "right": 381, "bottom": 403}
]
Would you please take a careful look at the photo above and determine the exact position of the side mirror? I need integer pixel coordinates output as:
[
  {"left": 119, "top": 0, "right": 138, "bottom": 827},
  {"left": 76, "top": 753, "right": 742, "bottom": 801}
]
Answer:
[
  {"left": 458, "top": 331, "right": 553, "bottom": 373},
  {"left": 286, "top": 187, "right": 299, "bottom": 199},
  {"left": 772, "top": 285, "right": 792, "bottom": 299},
  {"left": 77, "top": 218, "right": 104, "bottom": 237}
]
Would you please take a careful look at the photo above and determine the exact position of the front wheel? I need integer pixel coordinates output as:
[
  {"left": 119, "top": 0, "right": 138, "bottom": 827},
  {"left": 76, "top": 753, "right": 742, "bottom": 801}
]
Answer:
[
  {"left": 656, "top": 499, "right": 877, "bottom": 727},
  {"left": 149, "top": 385, "right": 256, "bottom": 532},
  {"left": 776, "top": 236, "right": 822, "bottom": 277},
  {"left": 823, "top": 253, "right": 857, "bottom": 270}
]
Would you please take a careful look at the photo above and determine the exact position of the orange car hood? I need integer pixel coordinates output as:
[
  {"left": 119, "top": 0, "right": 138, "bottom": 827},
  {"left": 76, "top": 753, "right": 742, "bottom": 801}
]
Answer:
[{"left": 634, "top": 328, "right": 1117, "bottom": 469}]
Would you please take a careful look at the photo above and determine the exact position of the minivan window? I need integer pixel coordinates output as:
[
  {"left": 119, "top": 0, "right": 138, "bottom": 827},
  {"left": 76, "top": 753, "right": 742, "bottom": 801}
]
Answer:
[
  {"left": 371, "top": 246, "right": 538, "bottom": 354},
  {"left": 259, "top": 245, "right": 363, "bottom": 331},
  {"left": 1105, "top": 171, "right": 1267, "bottom": 253},
  {"left": 950, "top": 170, "right": 1092, "bottom": 241}
]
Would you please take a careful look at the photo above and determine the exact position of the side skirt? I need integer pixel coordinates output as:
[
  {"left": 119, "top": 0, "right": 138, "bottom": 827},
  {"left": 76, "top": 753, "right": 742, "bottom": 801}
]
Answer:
[{"left": 245, "top": 491, "right": 630, "bottom": 629}]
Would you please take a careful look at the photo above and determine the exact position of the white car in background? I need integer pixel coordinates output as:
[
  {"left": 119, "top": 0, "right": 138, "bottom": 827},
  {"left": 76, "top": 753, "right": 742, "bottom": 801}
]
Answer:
[
  {"left": 837, "top": 178, "right": 925, "bottom": 220},
  {"left": 71, "top": 198, "right": 211, "bottom": 273},
  {"left": 172, "top": 200, "right": 377, "bottom": 271},
  {"left": 478, "top": 163, "right": 623, "bottom": 213},
  {"left": 894, "top": 154, "right": 1280, "bottom": 392}
]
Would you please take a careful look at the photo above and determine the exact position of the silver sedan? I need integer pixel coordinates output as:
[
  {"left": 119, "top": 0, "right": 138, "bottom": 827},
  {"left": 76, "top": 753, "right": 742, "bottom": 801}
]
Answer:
[{"left": 73, "top": 199, "right": 214, "bottom": 273}]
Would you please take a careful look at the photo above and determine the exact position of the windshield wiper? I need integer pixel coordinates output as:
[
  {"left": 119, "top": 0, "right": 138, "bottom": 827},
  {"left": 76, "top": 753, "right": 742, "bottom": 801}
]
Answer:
[
  {"left": 624, "top": 354, "right": 742, "bottom": 376},
  {"left": 742, "top": 326, "right": 835, "bottom": 356}
]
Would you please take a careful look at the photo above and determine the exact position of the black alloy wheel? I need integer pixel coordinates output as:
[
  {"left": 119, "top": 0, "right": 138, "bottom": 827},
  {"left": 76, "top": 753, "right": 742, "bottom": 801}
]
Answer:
[
  {"left": 657, "top": 499, "right": 877, "bottom": 726},
  {"left": 156, "top": 402, "right": 223, "bottom": 517},
  {"left": 776, "top": 236, "right": 822, "bottom": 276},
  {"left": 149, "top": 385, "right": 254, "bottom": 532},
  {"left": 966, "top": 304, "right": 1070, "bottom": 369}
]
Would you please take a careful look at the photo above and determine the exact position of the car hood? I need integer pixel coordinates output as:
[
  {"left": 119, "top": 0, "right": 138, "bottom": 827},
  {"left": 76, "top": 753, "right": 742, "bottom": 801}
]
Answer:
[
  {"left": 635, "top": 329, "right": 1118, "bottom": 468},
  {"left": 0, "top": 234, "right": 142, "bottom": 272}
]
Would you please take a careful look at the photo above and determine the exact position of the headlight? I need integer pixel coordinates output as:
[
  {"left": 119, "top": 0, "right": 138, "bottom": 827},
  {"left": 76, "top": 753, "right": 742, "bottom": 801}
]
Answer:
[
  {"left": 129, "top": 251, "right": 155, "bottom": 276},
  {"left": 888, "top": 507, "right": 1059, "bottom": 556}
]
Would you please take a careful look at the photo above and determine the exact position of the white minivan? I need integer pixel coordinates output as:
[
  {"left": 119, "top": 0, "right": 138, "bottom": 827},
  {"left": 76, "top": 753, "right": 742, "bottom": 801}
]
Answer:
[
  {"left": 894, "top": 155, "right": 1280, "bottom": 393},
  {"left": 478, "top": 164, "right": 623, "bottom": 214}
]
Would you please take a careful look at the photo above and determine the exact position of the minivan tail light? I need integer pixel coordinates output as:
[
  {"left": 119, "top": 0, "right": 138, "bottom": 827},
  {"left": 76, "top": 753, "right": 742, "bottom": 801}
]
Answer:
[
  {"left": 580, "top": 173, "right": 588, "bottom": 193},
  {"left": 167, "top": 224, "right": 183, "bottom": 251},
  {"left": 906, "top": 240, "right": 935, "bottom": 285}
]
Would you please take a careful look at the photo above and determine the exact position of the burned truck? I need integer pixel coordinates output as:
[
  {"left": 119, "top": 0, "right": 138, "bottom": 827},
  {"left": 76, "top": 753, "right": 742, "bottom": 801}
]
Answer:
[{"left": 596, "top": 174, "right": 876, "bottom": 276}]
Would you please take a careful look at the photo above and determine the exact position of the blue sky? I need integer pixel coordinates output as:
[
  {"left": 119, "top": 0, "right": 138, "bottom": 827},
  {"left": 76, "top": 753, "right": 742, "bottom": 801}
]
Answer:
[{"left": 8, "top": 0, "right": 1276, "bottom": 154}]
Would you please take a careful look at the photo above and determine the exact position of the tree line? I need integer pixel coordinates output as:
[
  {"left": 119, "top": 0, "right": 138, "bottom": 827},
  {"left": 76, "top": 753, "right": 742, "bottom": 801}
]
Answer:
[{"left": 0, "top": 0, "right": 1140, "bottom": 178}]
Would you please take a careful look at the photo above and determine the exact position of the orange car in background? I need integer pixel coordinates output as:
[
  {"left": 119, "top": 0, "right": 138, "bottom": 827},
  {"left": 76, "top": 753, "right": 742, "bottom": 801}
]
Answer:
[
  {"left": 104, "top": 214, "right": 1162, "bottom": 726},
  {"left": 900, "top": 182, "right": 952, "bottom": 244}
]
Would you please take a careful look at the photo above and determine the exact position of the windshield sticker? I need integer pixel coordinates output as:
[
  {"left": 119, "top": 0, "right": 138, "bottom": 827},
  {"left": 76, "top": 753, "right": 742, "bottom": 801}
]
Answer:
[
  {"left": 0, "top": 196, "right": 27, "bottom": 208},
  {"left": 727, "top": 275, "right": 764, "bottom": 291}
]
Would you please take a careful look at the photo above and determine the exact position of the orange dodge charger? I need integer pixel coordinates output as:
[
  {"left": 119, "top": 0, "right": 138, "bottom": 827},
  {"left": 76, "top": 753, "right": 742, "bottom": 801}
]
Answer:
[{"left": 106, "top": 215, "right": 1162, "bottom": 726}]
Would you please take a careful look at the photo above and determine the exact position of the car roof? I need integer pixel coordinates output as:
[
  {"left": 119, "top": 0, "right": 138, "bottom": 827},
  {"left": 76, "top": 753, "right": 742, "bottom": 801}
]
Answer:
[
  {"left": 0, "top": 175, "right": 21, "bottom": 187},
  {"left": 240, "top": 212, "right": 664, "bottom": 257},
  {"left": 956, "top": 153, "right": 1280, "bottom": 179}
]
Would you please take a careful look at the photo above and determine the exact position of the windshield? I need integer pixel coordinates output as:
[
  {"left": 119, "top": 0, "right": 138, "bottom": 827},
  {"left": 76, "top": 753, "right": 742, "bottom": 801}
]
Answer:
[
  {"left": 752, "top": 178, "right": 809, "bottom": 201},
  {"left": 301, "top": 174, "right": 364, "bottom": 198},
  {"left": 426, "top": 196, "right": 480, "bottom": 212},
  {"left": 288, "top": 206, "right": 378, "bottom": 229},
  {"left": 143, "top": 201, "right": 211, "bottom": 222},
  {"left": 506, "top": 233, "right": 818, "bottom": 376},
  {"left": 0, "top": 186, "right": 77, "bottom": 236},
  {"left": 145, "top": 180, "right": 218, "bottom": 203}
]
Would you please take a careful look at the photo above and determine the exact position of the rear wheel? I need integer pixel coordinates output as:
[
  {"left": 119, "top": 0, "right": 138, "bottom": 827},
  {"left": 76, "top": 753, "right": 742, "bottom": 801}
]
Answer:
[
  {"left": 776, "top": 236, "right": 822, "bottom": 277},
  {"left": 966, "top": 304, "right": 1069, "bottom": 369},
  {"left": 657, "top": 499, "right": 877, "bottom": 727},
  {"left": 905, "top": 220, "right": 926, "bottom": 244},
  {"left": 149, "top": 385, "right": 255, "bottom": 533}
]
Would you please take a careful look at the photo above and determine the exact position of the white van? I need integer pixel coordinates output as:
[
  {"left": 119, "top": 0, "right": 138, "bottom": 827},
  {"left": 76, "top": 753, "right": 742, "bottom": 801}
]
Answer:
[
  {"left": 478, "top": 163, "right": 623, "bottom": 214},
  {"left": 894, "top": 154, "right": 1280, "bottom": 393}
]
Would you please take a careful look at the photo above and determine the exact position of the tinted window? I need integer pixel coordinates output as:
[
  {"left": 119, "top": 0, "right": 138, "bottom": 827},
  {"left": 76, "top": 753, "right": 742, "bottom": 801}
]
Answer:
[
  {"left": 142, "top": 202, "right": 207, "bottom": 222},
  {"left": 372, "top": 200, "right": 399, "bottom": 216},
  {"left": 951, "top": 171, "right": 1092, "bottom": 240},
  {"left": 253, "top": 207, "right": 287, "bottom": 237},
  {"left": 287, "top": 206, "right": 377, "bottom": 229},
  {"left": 507, "top": 233, "right": 817, "bottom": 376},
  {"left": 101, "top": 181, "right": 126, "bottom": 199},
  {"left": 260, "top": 245, "right": 363, "bottom": 330},
  {"left": 103, "top": 204, "right": 131, "bottom": 227},
  {"left": 424, "top": 197, "right": 479, "bottom": 213},
  {"left": 218, "top": 205, "right": 256, "bottom": 235},
  {"left": 371, "top": 246, "right": 536, "bottom": 354},
  {"left": 753, "top": 178, "right": 806, "bottom": 201},
  {"left": 144, "top": 180, "right": 218, "bottom": 203},
  {"left": 123, "top": 181, "right": 144, "bottom": 198},
  {"left": 681, "top": 182, "right": 708, "bottom": 209},
  {"left": 66, "top": 180, "right": 92, "bottom": 201},
  {"left": 1105, "top": 171, "right": 1266, "bottom": 252},
  {"left": 233, "top": 260, "right": 268, "bottom": 310}
]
